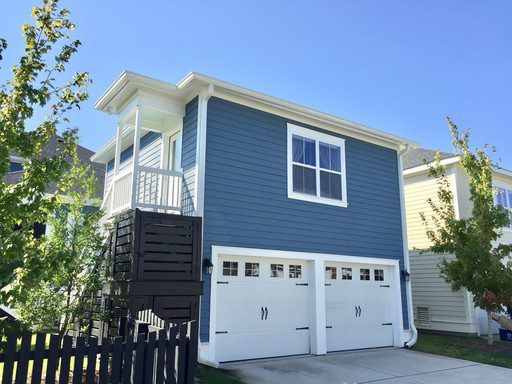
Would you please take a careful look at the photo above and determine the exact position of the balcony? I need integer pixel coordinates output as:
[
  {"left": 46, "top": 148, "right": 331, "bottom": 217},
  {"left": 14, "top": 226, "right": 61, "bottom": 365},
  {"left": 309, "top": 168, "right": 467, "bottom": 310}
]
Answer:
[{"left": 103, "top": 165, "right": 183, "bottom": 218}]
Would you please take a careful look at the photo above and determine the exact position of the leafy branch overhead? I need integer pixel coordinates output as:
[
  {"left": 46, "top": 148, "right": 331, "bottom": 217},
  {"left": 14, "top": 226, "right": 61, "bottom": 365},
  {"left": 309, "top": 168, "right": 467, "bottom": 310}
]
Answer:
[
  {"left": 420, "top": 118, "right": 512, "bottom": 344},
  {"left": 0, "top": 0, "right": 91, "bottom": 310}
]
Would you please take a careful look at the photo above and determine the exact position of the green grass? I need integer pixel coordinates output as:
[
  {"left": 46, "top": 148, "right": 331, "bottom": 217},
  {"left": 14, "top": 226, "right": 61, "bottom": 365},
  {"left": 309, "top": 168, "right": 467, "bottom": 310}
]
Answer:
[
  {"left": 412, "top": 332, "right": 512, "bottom": 369},
  {"left": 196, "top": 364, "right": 244, "bottom": 384}
]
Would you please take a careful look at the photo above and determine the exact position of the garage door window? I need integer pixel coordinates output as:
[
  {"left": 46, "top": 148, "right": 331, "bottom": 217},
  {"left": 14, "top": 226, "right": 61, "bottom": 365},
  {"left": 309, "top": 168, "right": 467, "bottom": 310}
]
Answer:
[
  {"left": 374, "top": 269, "right": 384, "bottom": 281},
  {"left": 270, "top": 264, "right": 284, "bottom": 278},
  {"left": 245, "top": 262, "right": 260, "bottom": 277},
  {"left": 325, "top": 266, "right": 337, "bottom": 280},
  {"left": 341, "top": 267, "right": 352, "bottom": 280},
  {"left": 360, "top": 268, "right": 370, "bottom": 281},
  {"left": 223, "top": 261, "right": 238, "bottom": 276},
  {"left": 289, "top": 265, "right": 302, "bottom": 278}
]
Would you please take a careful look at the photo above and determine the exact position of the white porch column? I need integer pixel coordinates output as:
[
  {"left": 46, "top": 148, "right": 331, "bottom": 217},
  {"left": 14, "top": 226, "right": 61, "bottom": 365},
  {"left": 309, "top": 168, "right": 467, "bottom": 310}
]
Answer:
[
  {"left": 130, "top": 106, "right": 143, "bottom": 209},
  {"left": 310, "top": 259, "right": 327, "bottom": 355},
  {"left": 110, "top": 121, "right": 124, "bottom": 212},
  {"left": 113, "top": 121, "right": 123, "bottom": 176}
]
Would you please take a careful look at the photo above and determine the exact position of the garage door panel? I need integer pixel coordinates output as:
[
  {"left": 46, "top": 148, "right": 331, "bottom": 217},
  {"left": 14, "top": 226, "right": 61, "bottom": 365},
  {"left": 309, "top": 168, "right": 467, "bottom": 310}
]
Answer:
[
  {"left": 325, "top": 263, "right": 395, "bottom": 352},
  {"left": 216, "top": 257, "right": 310, "bottom": 362},
  {"left": 217, "top": 329, "right": 310, "bottom": 362}
]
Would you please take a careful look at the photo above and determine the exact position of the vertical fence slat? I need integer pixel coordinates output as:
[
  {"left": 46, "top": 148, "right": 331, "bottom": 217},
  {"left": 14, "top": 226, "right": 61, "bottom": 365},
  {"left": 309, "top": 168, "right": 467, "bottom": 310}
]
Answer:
[
  {"left": 186, "top": 321, "right": 199, "bottom": 384},
  {"left": 133, "top": 333, "right": 146, "bottom": 384},
  {"left": 58, "top": 335, "right": 73, "bottom": 384},
  {"left": 14, "top": 332, "right": 31, "bottom": 384},
  {"left": 165, "top": 325, "right": 178, "bottom": 384},
  {"left": 144, "top": 332, "right": 156, "bottom": 383},
  {"left": 176, "top": 324, "right": 188, "bottom": 384},
  {"left": 122, "top": 335, "right": 134, "bottom": 384},
  {"left": 72, "top": 336, "right": 86, "bottom": 384},
  {"left": 1, "top": 333, "right": 17, "bottom": 384},
  {"left": 45, "top": 334, "right": 60, "bottom": 384},
  {"left": 98, "top": 337, "right": 111, "bottom": 384},
  {"left": 110, "top": 337, "right": 123, "bottom": 384},
  {"left": 85, "top": 337, "right": 98, "bottom": 384},
  {"left": 155, "top": 329, "right": 166, "bottom": 384},
  {"left": 31, "top": 333, "right": 46, "bottom": 384}
]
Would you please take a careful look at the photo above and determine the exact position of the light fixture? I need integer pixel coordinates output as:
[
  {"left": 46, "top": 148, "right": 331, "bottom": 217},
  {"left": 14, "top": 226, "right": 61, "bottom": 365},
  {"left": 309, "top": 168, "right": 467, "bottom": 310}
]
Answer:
[
  {"left": 401, "top": 269, "right": 411, "bottom": 282},
  {"left": 204, "top": 258, "right": 214, "bottom": 275}
]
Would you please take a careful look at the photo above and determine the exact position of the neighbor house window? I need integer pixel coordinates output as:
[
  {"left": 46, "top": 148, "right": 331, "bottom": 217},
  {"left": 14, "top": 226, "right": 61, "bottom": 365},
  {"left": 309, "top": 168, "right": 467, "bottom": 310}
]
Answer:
[
  {"left": 222, "top": 261, "right": 238, "bottom": 276},
  {"left": 360, "top": 268, "right": 370, "bottom": 281},
  {"left": 325, "top": 266, "right": 337, "bottom": 280},
  {"left": 245, "top": 262, "right": 260, "bottom": 277},
  {"left": 341, "top": 267, "right": 352, "bottom": 280},
  {"left": 495, "top": 187, "right": 512, "bottom": 228},
  {"left": 289, "top": 265, "right": 302, "bottom": 278},
  {"left": 287, "top": 124, "right": 347, "bottom": 207},
  {"left": 270, "top": 264, "right": 284, "bottom": 278}
]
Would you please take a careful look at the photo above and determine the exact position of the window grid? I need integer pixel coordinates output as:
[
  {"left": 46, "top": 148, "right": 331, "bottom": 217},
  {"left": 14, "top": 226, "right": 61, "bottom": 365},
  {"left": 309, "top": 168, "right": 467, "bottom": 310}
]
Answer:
[
  {"left": 270, "top": 264, "right": 284, "bottom": 278},
  {"left": 325, "top": 266, "right": 337, "bottom": 280},
  {"left": 289, "top": 265, "right": 302, "bottom": 279},
  {"left": 245, "top": 262, "right": 260, "bottom": 277},
  {"left": 222, "top": 261, "right": 238, "bottom": 276},
  {"left": 341, "top": 267, "right": 352, "bottom": 280},
  {"left": 495, "top": 187, "right": 512, "bottom": 228},
  {"left": 288, "top": 124, "right": 347, "bottom": 207},
  {"left": 360, "top": 268, "right": 370, "bottom": 281},
  {"left": 374, "top": 269, "right": 384, "bottom": 281}
]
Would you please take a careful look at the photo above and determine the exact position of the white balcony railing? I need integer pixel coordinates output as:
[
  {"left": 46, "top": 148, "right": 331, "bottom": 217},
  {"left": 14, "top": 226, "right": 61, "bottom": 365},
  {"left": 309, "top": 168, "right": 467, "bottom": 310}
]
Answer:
[{"left": 102, "top": 166, "right": 183, "bottom": 218}]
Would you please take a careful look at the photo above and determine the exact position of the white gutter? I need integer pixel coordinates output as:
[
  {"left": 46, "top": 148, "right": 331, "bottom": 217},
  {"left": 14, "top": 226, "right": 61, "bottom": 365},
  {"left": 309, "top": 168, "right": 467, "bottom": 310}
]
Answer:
[{"left": 398, "top": 145, "right": 418, "bottom": 347}]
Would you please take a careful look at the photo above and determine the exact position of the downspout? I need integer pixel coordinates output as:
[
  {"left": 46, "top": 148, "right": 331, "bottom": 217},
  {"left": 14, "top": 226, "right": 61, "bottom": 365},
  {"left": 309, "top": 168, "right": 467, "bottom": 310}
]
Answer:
[
  {"left": 195, "top": 84, "right": 215, "bottom": 364},
  {"left": 398, "top": 144, "right": 418, "bottom": 348}
]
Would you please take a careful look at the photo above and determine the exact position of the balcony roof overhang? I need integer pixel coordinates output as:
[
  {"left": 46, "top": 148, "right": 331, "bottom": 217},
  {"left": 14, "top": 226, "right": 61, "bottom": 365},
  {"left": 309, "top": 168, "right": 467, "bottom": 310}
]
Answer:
[{"left": 92, "top": 71, "right": 419, "bottom": 163}]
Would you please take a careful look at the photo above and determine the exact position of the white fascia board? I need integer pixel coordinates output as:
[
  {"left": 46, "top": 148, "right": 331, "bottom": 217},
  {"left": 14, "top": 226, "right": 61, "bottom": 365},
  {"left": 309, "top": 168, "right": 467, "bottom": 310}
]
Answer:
[
  {"left": 403, "top": 156, "right": 512, "bottom": 180},
  {"left": 178, "top": 72, "right": 419, "bottom": 151},
  {"left": 403, "top": 156, "right": 460, "bottom": 177}
]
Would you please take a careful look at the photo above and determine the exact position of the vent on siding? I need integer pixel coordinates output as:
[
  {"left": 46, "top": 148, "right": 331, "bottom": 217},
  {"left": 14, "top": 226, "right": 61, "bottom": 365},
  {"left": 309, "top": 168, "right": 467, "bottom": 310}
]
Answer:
[{"left": 417, "top": 307, "right": 431, "bottom": 325}]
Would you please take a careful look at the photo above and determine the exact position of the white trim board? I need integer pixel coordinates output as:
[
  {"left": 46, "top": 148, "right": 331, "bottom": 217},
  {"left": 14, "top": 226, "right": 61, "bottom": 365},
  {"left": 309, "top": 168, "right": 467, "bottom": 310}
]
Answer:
[{"left": 198, "top": 245, "right": 406, "bottom": 365}]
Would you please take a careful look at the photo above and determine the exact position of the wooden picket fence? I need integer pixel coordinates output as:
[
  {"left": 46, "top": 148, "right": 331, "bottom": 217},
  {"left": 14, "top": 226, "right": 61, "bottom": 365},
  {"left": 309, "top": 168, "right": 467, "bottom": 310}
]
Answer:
[{"left": 0, "top": 320, "right": 196, "bottom": 384}]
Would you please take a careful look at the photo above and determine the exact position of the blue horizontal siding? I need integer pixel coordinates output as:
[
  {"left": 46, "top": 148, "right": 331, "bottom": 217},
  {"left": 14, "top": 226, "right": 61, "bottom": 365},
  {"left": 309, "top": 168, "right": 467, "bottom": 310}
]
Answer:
[
  {"left": 200, "top": 97, "right": 409, "bottom": 341},
  {"left": 181, "top": 97, "right": 198, "bottom": 216}
]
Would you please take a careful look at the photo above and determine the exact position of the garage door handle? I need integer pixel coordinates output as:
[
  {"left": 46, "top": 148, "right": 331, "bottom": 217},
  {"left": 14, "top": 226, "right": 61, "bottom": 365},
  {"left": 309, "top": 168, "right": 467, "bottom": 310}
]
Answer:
[
  {"left": 265, "top": 307, "right": 268, "bottom": 320},
  {"left": 261, "top": 307, "right": 264, "bottom": 320},
  {"left": 358, "top": 306, "right": 362, "bottom": 317}
]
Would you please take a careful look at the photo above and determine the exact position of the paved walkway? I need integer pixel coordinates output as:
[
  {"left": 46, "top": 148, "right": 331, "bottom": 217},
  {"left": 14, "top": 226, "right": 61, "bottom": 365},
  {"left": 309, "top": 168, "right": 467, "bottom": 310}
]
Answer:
[{"left": 221, "top": 348, "right": 512, "bottom": 383}]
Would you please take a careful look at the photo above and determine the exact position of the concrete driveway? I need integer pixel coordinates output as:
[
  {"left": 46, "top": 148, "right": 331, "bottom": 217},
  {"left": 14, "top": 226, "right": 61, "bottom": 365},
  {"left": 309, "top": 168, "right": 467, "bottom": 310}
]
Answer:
[{"left": 221, "top": 348, "right": 512, "bottom": 384}]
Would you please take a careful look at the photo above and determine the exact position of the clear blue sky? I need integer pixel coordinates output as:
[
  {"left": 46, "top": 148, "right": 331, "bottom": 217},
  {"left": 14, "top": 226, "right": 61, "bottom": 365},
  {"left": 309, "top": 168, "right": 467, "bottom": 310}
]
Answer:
[{"left": 2, "top": 1, "right": 511, "bottom": 165}]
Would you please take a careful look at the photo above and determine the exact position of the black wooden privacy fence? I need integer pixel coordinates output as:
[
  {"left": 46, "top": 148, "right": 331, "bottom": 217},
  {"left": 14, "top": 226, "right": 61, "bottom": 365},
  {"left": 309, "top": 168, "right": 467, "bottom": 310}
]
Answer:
[{"left": 0, "top": 312, "right": 197, "bottom": 384}]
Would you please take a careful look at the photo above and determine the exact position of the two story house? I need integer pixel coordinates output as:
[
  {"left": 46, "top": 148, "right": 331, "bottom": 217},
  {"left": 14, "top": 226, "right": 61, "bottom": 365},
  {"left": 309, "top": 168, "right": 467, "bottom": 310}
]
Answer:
[
  {"left": 91, "top": 71, "right": 418, "bottom": 364},
  {"left": 403, "top": 148, "right": 512, "bottom": 336}
]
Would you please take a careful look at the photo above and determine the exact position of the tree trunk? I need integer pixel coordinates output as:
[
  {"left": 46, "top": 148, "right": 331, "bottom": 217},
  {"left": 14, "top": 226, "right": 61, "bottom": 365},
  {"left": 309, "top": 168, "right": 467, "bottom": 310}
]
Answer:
[{"left": 487, "top": 310, "right": 494, "bottom": 345}]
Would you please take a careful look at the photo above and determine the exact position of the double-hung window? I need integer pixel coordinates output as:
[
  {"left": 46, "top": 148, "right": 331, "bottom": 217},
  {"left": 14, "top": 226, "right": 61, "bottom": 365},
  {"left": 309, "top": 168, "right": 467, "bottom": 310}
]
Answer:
[
  {"left": 495, "top": 186, "right": 512, "bottom": 229},
  {"left": 287, "top": 124, "right": 347, "bottom": 207}
]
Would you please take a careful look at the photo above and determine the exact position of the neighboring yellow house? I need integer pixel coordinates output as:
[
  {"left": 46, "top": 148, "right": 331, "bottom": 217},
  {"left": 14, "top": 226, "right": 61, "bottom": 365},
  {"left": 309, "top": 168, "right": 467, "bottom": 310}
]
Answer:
[{"left": 403, "top": 148, "right": 512, "bottom": 335}]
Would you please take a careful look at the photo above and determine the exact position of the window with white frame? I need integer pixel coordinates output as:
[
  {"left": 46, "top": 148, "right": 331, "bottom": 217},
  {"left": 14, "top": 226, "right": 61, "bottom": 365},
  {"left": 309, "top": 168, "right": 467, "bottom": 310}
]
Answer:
[
  {"left": 287, "top": 124, "right": 347, "bottom": 207},
  {"left": 495, "top": 187, "right": 512, "bottom": 228}
]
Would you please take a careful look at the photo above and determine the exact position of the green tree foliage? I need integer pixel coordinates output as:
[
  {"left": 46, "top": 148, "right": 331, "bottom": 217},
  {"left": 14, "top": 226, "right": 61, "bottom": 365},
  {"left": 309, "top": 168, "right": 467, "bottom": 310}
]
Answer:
[
  {"left": 0, "top": 0, "right": 90, "bottom": 313},
  {"left": 17, "top": 154, "right": 105, "bottom": 338},
  {"left": 421, "top": 118, "right": 512, "bottom": 344}
]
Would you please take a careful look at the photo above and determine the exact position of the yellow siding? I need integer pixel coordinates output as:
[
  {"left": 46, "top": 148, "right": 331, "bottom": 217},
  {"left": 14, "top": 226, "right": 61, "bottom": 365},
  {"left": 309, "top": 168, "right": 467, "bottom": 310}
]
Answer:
[{"left": 404, "top": 169, "right": 456, "bottom": 249}]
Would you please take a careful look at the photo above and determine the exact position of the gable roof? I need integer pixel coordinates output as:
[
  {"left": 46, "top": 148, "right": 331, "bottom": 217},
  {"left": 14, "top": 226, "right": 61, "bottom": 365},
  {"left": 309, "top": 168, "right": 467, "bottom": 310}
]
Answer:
[
  {"left": 5, "top": 136, "right": 105, "bottom": 198},
  {"left": 403, "top": 148, "right": 456, "bottom": 170}
]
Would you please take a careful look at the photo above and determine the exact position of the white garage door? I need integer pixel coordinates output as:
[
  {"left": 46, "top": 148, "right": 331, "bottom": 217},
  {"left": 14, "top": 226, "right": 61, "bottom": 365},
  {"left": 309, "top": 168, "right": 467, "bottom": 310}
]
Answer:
[
  {"left": 325, "top": 262, "right": 394, "bottom": 352},
  {"left": 215, "top": 257, "right": 310, "bottom": 362}
]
